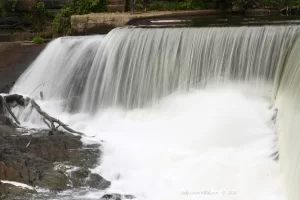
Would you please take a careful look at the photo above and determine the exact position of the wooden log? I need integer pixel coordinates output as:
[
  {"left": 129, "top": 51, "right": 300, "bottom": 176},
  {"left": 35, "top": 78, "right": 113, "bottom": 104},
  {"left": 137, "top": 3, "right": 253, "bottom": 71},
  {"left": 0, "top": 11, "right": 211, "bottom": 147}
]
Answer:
[
  {"left": 0, "top": 95, "right": 20, "bottom": 125},
  {"left": 0, "top": 94, "right": 84, "bottom": 136},
  {"left": 30, "top": 99, "right": 84, "bottom": 136}
]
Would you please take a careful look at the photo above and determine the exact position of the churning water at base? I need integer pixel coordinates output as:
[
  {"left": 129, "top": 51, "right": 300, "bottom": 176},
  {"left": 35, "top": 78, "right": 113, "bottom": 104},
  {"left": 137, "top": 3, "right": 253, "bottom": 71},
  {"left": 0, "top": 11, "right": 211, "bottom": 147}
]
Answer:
[
  {"left": 10, "top": 25, "right": 300, "bottom": 199},
  {"left": 17, "top": 85, "right": 284, "bottom": 200}
]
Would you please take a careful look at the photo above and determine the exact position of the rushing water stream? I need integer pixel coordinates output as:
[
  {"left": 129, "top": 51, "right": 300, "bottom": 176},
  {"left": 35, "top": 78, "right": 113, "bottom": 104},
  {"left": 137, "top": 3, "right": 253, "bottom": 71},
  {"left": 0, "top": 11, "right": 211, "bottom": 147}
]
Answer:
[{"left": 9, "top": 25, "right": 300, "bottom": 199}]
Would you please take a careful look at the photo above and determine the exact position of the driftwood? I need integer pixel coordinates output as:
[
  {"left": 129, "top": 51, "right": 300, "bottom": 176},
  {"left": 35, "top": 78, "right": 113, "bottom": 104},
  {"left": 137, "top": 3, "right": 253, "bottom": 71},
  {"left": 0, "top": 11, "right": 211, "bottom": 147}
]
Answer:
[
  {"left": 0, "top": 95, "right": 20, "bottom": 126},
  {"left": 0, "top": 94, "right": 84, "bottom": 136},
  {"left": 30, "top": 99, "right": 84, "bottom": 135}
]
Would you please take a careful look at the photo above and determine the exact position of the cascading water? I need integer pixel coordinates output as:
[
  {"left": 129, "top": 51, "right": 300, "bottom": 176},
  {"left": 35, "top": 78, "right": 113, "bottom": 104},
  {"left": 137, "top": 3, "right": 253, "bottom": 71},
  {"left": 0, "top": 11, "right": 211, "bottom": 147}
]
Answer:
[
  {"left": 275, "top": 36, "right": 300, "bottom": 200},
  {"left": 10, "top": 25, "right": 300, "bottom": 200}
]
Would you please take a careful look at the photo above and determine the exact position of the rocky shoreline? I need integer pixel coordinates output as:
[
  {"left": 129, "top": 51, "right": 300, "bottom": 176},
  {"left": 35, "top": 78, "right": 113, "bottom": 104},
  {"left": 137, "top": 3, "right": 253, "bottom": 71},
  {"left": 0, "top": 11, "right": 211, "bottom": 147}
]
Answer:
[{"left": 0, "top": 118, "right": 111, "bottom": 199}]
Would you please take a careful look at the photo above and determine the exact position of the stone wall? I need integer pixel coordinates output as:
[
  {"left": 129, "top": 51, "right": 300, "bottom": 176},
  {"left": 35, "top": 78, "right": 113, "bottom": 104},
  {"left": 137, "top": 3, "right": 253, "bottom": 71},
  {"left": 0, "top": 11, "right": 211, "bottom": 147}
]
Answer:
[{"left": 71, "top": 10, "right": 222, "bottom": 35}]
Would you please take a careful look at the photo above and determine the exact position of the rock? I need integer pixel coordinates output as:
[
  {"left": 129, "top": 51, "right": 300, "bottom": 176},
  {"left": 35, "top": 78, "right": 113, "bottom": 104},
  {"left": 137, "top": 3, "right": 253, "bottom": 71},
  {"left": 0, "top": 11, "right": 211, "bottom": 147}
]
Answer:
[
  {"left": 0, "top": 126, "right": 103, "bottom": 194},
  {"left": 100, "top": 193, "right": 136, "bottom": 200},
  {"left": 124, "top": 194, "right": 136, "bottom": 199},
  {"left": 0, "top": 161, "right": 19, "bottom": 181},
  {"left": 100, "top": 193, "right": 122, "bottom": 200},
  {"left": 72, "top": 168, "right": 90, "bottom": 179},
  {"left": 87, "top": 173, "right": 111, "bottom": 189},
  {"left": 70, "top": 167, "right": 91, "bottom": 187},
  {"left": 5, "top": 94, "right": 25, "bottom": 105},
  {"left": 38, "top": 171, "right": 69, "bottom": 191},
  {"left": 0, "top": 182, "right": 36, "bottom": 199},
  {"left": 67, "top": 144, "right": 101, "bottom": 168},
  {"left": 0, "top": 116, "right": 19, "bottom": 128}
]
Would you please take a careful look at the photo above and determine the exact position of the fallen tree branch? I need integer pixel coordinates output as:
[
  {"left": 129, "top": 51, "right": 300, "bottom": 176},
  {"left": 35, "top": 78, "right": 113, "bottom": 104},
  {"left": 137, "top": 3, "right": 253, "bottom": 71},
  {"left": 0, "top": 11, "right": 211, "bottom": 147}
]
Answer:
[
  {"left": 31, "top": 99, "right": 84, "bottom": 136},
  {"left": 0, "top": 95, "right": 20, "bottom": 126},
  {"left": 0, "top": 94, "right": 84, "bottom": 136},
  {"left": 43, "top": 118, "right": 52, "bottom": 129}
]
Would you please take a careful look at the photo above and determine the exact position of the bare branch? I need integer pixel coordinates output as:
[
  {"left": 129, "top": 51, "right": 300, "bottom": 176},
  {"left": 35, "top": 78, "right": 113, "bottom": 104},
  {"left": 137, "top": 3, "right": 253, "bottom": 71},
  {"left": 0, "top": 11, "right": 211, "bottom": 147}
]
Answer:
[
  {"left": 43, "top": 118, "right": 51, "bottom": 129},
  {"left": 0, "top": 96, "right": 20, "bottom": 125},
  {"left": 31, "top": 99, "right": 84, "bottom": 136}
]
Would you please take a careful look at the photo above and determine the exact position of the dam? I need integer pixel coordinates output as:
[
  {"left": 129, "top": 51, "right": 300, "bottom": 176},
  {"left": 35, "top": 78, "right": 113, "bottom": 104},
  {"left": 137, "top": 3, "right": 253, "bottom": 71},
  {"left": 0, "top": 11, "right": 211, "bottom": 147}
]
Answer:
[{"left": 8, "top": 24, "right": 300, "bottom": 199}]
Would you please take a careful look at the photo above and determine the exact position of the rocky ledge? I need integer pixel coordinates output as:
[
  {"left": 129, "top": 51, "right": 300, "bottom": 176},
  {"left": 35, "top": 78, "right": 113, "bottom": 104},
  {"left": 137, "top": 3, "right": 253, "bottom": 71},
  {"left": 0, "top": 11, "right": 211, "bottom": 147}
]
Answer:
[{"left": 0, "top": 117, "right": 110, "bottom": 199}]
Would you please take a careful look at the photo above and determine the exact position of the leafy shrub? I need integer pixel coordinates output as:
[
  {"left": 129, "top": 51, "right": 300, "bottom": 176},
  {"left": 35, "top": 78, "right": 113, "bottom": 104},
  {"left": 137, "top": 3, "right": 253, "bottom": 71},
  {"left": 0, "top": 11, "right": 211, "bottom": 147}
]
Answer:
[
  {"left": 148, "top": 0, "right": 205, "bottom": 11},
  {"left": 53, "top": 0, "right": 107, "bottom": 35},
  {"left": 52, "top": 7, "right": 74, "bottom": 35},
  {"left": 71, "top": 0, "right": 107, "bottom": 14},
  {"left": 0, "top": 0, "right": 7, "bottom": 17},
  {"left": 32, "top": 36, "right": 44, "bottom": 44},
  {"left": 24, "top": 2, "right": 52, "bottom": 32}
]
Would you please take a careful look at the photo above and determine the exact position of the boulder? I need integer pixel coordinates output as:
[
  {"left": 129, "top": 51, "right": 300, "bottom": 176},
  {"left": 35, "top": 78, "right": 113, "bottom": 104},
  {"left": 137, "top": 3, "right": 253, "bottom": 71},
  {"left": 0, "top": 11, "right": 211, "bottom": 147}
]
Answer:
[
  {"left": 70, "top": 167, "right": 91, "bottom": 187},
  {"left": 87, "top": 173, "right": 111, "bottom": 189},
  {"left": 0, "top": 126, "right": 104, "bottom": 192},
  {"left": 101, "top": 193, "right": 122, "bottom": 200},
  {"left": 124, "top": 194, "right": 136, "bottom": 199},
  {"left": 0, "top": 182, "right": 36, "bottom": 199},
  {"left": 100, "top": 193, "right": 136, "bottom": 200}
]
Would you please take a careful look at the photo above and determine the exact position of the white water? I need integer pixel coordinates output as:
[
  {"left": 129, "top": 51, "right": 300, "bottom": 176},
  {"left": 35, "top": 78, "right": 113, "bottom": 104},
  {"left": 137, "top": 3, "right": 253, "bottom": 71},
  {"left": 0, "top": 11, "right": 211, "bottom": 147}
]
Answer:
[
  {"left": 16, "top": 85, "right": 284, "bottom": 200},
  {"left": 10, "top": 26, "right": 300, "bottom": 199},
  {"left": 1, "top": 180, "right": 34, "bottom": 190}
]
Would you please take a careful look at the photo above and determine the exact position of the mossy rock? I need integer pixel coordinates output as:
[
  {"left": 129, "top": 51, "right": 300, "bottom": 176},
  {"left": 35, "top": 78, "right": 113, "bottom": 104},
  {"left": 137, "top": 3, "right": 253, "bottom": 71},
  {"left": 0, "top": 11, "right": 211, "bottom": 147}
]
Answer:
[
  {"left": 70, "top": 167, "right": 91, "bottom": 187},
  {"left": 38, "top": 172, "right": 69, "bottom": 191},
  {"left": 0, "top": 182, "right": 37, "bottom": 199}
]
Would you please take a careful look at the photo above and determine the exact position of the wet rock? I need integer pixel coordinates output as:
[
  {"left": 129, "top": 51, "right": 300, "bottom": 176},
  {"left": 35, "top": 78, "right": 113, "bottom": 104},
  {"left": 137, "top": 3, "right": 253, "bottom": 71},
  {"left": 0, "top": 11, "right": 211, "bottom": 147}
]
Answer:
[
  {"left": 72, "top": 167, "right": 90, "bottom": 179},
  {"left": 70, "top": 167, "right": 91, "bottom": 187},
  {"left": 0, "top": 125, "right": 103, "bottom": 193},
  {"left": 100, "top": 193, "right": 122, "bottom": 200},
  {"left": 124, "top": 194, "right": 136, "bottom": 199},
  {"left": 87, "top": 173, "right": 111, "bottom": 189},
  {"left": 0, "top": 182, "right": 36, "bottom": 199},
  {"left": 0, "top": 116, "right": 19, "bottom": 128},
  {"left": 38, "top": 171, "right": 69, "bottom": 191},
  {"left": 67, "top": 144, "right": 101, "bottom": 168},
  {"left": 0, "top": 161, "right": 19, "bottom": 180},
  {"left": 100, "top": 193, "right": 136, "bottom": 200}
]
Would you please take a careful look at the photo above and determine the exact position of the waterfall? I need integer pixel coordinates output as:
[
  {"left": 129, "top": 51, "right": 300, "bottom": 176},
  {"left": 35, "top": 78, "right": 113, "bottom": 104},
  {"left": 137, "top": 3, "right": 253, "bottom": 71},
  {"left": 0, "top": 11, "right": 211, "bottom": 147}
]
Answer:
[
  {"left": 12, "top": 26, "right": 300, "bottom": 111},
  {"left": 11, "top": 36, "right": 104, "bottom": 111},
  {"left": 275, "top": 36, "right": 300, "bottom": 200},
  {"left": 9, "top": 25, "right": 300, "bottom": 200}
]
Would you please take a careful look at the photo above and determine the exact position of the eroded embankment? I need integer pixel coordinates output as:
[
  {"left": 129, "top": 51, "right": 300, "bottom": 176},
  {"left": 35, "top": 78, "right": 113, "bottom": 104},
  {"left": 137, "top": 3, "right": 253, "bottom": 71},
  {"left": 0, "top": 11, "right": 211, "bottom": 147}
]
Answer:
[{"left": 0, "top": 42, "right": 45, "bottom": 93}]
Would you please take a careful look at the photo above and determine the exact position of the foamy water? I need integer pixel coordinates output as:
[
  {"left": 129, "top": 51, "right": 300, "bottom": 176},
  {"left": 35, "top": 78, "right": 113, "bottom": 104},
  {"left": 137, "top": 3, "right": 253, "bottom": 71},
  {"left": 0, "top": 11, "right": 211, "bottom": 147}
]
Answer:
[
  {"left": 10, "top": 26, "right": 297, "bottom": 200},
  {"left": 17, "top": 85, "right": 284, "bottom": 200}
]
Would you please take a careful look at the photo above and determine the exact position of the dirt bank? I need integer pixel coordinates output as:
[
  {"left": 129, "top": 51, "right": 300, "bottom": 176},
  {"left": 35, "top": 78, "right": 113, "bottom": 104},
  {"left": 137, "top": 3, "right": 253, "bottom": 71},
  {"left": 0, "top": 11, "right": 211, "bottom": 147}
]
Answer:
[{"left": 0, "top": 42, "right": 45, "bottom": 93}]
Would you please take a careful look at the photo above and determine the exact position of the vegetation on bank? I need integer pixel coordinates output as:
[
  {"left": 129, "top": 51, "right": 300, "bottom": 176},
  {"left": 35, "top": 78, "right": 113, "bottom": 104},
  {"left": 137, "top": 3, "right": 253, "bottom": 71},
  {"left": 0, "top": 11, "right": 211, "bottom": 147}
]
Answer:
[
  {"left": 0, "top": 0, "right": 300, "bottom": 38},
  {"left": 0, "top": 0, "right": 108, "bottom": 36},
  {"left": 53, "top": 0, "right": 107, "bottom": 35},
  {"left": 32, "top": 36, "right": 44, "bottom": 44}
]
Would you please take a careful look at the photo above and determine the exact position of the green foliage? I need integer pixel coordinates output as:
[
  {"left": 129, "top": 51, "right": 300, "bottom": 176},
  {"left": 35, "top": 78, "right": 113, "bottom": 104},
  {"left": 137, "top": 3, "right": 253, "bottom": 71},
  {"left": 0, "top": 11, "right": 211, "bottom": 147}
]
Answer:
[
  {"left": 11, "top": 0, "right": 19, "bottom": 11},
  {"left": 0, "top": 0, "right": 7, "bottom": 17},
  {"left": 148, "top": 0, "right": 205, "bottom": 11},
  {"left": 232, "top": 0, "right": 247, "bottom": 7},
  {"left": 125, "top": 0, "right": 131, "bottom": 11},
  {"left": 32, "top": 36, "right": 45, "bottom": 44},
  {"left": 24, "top": 2, "right": 52, "bottom": 32},
  {"left": 52, "top": 0, "right": 108, "bottom": 35},
  {"left": 52, "top": 7, "right": 73, "bottom": 35},
  {"left": 70, "top": 0, "right": 107, "bottom": 14},
  {"left": 260, "top": 0, "right": 285, "bottom": 7},
  {"left": 190, "top": 0, "right": 206, "bottom": 9}
]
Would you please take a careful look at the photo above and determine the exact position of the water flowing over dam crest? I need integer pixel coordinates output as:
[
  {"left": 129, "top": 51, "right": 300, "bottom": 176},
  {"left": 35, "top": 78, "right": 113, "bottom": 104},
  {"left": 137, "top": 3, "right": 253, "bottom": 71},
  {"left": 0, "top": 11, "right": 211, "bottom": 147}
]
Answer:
[{"left": 10, "top": 25, "right": 300, "bottom": 200}]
